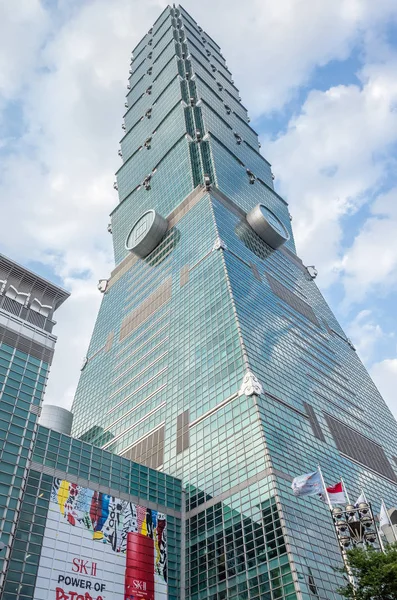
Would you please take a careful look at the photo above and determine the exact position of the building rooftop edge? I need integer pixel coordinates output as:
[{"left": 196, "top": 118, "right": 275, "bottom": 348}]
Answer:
[
  {"left": 0, "top": 253, "right": 70, "bottom": 307},
  {"left": 41, "top": 404, "right": 73, "bottom": 413}
]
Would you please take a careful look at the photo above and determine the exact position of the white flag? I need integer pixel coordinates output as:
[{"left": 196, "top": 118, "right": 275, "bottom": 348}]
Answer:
[
  {"left": 355, "top": 492, "right": 366, "bottom": 507},
  {"left": 291, "top": 470, "right": 324, "bottom": 497},
  {"left": 379, "top": 502, "right": 390, "bottom": 528}
]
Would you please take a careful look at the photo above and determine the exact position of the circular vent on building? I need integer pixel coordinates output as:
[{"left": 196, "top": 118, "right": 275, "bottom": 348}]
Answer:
[
  {"left": 125, "top": 210, "right": 168, "bottom": 258},
  {"left": 246, "top": 204, "right": 289, "bottom": 249}
]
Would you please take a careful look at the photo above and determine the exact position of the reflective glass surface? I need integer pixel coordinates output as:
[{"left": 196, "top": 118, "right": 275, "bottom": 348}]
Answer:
[
  {"left": 2, "top": 426, "right": 182, "bottom": 600},
  {"left": 71, "top": 5, "right": 397, "bottom": 600},
  {"left": 0, "top": 341, "right": 49, "bottom": 589}
]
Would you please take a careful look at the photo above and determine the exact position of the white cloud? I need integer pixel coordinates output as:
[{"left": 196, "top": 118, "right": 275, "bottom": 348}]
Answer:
[
  {"left": 339, "top": 188, "right": 397, "bottom": 303},
  {"left": 44, "top": 275, "right": 102, "bottom": 409},
  {"left": 370, "top": 358, "right": 397, "bottom": 419},
  {"left": 347, "top": 309, "right": 394, "bottom": 364},
  {"left": 183, "top": 0, "right": 397, "bottom": 115},
  {"left": 267, "top": 55, "right": 397, "bottom": 284},
  {"left": 0, "top": 0, "right": 49, "bottom": 101}
]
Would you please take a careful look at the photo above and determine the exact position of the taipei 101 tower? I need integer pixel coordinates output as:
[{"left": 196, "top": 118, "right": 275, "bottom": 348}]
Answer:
[{"left": 72, "top": 5, "right": 397, "bottom": 599}]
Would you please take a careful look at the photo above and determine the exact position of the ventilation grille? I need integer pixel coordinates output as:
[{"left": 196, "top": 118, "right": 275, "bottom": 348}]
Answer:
[
  {"left": 0, "top": 325, "right": 54, "bottom": 364},
  {"left": 0, "top": 296, "right": 54, "bottom": 332},
  {"left": 2, "top": 296, "right": 22, "bottom": 316},
  {"left": 121, "top": 425, "right": 165, "bottom": 469},
  {"left": 26, "top": 310, "right": 46, "bottom": 329},
  {"left": 176, "top": 410, "right": 189, "bottom": 454},
  {"left": 266, "top": 273, "right": 320, "bottom": 327},
  {"left": 105, "top": 331, "right": 114, "bottom": 353},
  {"left": 180, "top": 265, "right": 190, "bottom": 287},
  {"left": 250, "top": 263, "right": 262, "bottom": 281},
  {"left": 325, "top": 414, "right": 397, "bottom": 482},
  {"left": 304, "top": 402, "right": 325, "bottom": 442}
]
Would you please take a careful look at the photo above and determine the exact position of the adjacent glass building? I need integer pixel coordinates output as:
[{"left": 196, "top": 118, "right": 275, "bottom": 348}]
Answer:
[
  {"left": 2, "top": 422, "right": 182, "bottom": 600},
  {"left": 71, "top": 5, "right": 397, "bottom": 600},
  {"left": 0, "top": 254, "right": 182, "bottom": 600},
  {"left": 0, "top": 253, "right": 69, "bottom": 588}
]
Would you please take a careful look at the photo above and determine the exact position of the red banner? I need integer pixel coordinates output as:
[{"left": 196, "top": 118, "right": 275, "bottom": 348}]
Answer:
[{"left": 124, "top": 532, "right": 155, "bottom": 600}]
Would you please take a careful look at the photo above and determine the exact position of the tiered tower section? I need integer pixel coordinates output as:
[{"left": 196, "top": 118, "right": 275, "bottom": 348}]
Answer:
[{"left": 110, "top": 4, "right": 284, "bottom": 269}]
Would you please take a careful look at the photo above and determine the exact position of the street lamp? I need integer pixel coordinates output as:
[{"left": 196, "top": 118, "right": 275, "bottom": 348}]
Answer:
[
  {"left": 328, "top": 500, "right": 384, "bottom": 590},
  {"left": 330, "top": 501, "right": 383, "bottom": 552}
]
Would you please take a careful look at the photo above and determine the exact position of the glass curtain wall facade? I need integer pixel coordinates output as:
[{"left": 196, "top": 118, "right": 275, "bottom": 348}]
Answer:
[
  {"left": 0, "top": 254, "right": 69, "bottom": 589},
  {"left": 2, "top": 424, "right": 182, "bottom": 600},
  {"left": 71, "top": 5, "right": 397, "bottom": 600}
]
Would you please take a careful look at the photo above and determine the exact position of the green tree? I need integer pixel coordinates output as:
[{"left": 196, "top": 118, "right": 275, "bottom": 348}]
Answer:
[{"left": 337, "top": 544, "right": 397, "bottom": 600}]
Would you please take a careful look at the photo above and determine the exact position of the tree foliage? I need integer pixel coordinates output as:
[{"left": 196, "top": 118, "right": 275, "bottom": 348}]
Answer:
[{"left": 337, "top": 544, "right": 397, "bottom": 600}]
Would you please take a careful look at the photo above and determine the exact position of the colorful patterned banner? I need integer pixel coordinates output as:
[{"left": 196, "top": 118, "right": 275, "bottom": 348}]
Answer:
[{"left": 33, "top": 478, "right": 168, "bottom": 600}]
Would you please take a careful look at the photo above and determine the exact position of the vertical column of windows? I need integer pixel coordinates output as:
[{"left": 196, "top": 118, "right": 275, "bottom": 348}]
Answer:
[
  {"left": 186, "top": 490, "right": 293, "bottom": 600},
  {"left": 171, "top": 6, "right": 215, "bottom": 188},
  {"left": 0, "top": 343, "right": 49, "bottom": 593}
]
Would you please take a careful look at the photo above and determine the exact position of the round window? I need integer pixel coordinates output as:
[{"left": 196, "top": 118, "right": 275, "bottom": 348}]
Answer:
[
  {"left": 125, "top": 210, "right": 168, "bottom": 258},
  {"left": 259, "top": 205, "right": 289, "bottom": 239},
  {"left": 246, "top": 204, "right": 289, "bottom": 249}
]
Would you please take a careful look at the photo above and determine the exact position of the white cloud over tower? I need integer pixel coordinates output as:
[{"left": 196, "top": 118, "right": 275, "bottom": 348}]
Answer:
[{"left": 0, "top": 0, "right": 396, "bottom": 415}]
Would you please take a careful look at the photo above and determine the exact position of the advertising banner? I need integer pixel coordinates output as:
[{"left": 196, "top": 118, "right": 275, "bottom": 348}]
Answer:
[{"left": 33, "top": 478, "right": 167, "bottom": 600}]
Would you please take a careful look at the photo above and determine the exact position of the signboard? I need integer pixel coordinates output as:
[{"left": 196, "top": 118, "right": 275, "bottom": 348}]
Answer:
[{"left": 33, "top": 478, "right": 167, "bottom": 600}]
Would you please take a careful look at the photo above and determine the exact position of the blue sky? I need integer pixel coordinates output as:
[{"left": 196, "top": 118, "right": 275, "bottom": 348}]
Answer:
[{"left": 0, "top": 0, "right": 397, "bottom": 418}]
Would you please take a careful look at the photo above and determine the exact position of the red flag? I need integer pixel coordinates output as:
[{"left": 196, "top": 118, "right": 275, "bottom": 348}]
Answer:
[{"left": 325, "top": 482, "right": 346, "bottom": 504}]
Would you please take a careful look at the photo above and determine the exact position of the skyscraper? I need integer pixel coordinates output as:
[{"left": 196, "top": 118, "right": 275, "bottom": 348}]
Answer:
[
  {"left": 72, "top": 5, "right": 397, "bottom": 599},
  {"left": 0, "top": 254, "right": 69, "bottom": 585}
]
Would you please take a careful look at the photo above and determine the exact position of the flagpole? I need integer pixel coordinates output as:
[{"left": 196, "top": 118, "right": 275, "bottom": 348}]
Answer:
[
  {"left": 319, "top": 466, "right": 356, "bottom": 589},
  {"left": 371, "top": 503, "right": 385, "bottom": 553},
  {"left": 340, "top": 477, "right": 350, "bottom": 505},
  {"left": 317, "top": 465, "right": 332, "bottom": 509},
  {"left": 381, "top": 499, "right": 397, "bottom": 542}
]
